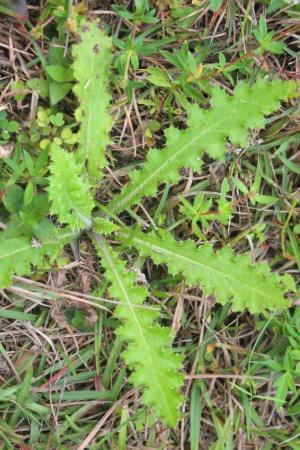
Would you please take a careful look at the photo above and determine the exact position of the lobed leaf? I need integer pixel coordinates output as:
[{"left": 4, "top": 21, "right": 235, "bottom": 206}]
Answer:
[
  {"left": 92, "top": 217, "right": 119, "bottom": 235},
  {"left": 48, "top": 144, "right": 95, "bottom": 230},
  {"left": 93, "top": 234, "right": 183, "bottom": 427},
  {"left": 73, "top": 20, "right": 113, "bottom": 180},
  {"left": 122, "top": 230, "right": 295, "bottom": 314},
  {"left": 108, "top": 79, "right": 297, "bottom": 213}
]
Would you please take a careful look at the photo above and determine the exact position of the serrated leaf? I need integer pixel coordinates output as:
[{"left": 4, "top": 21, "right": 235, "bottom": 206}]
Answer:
[
  {"left": 92, "top": 217, "right": 119, "bottom": 235},
  {"left": 108, "top": 79, "right": 297, "bottom": 213},
  {"left": 93, "top": 234, "right": 183, "bottom": 427},
  {"left": 72, "top": 20, "right": 113, "bottom": 180},
  {"left": 48, "top": 144, "right": 95, "bottom": 230},
  {"left": 122, "top": 230, "right": 295, "bottom": 314}
]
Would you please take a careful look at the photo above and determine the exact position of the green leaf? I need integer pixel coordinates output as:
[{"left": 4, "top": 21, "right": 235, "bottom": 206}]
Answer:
[
  {"left": 254, "top": 194, "right": 278, "bottom": 205},
  {"left": 49, "top": 82, "right": 72, "bottom": 106},
  {"left": 274, "top": 373, "right": 289, "bottom": 410},
  {"left": 210, "top": 0, "right": 222, "bottom": 11},
  {"left": 23, "top": 181, "right": 35, "bottom": 207},
  {"left": 108, "top": 79, "right": 297, "bottom": 213},
  {"left": 64, "top": 307, "right": 96, "bottom": 332},
  {"left": 27, "top": 78, "right": 49, "bottom": 97},
  {"left": 0, "top": 309, "right": 37, "bottom": 322},
  {"left": 284, "top": 349, "right": 294, "bottom": 371},
  {"left": 72, "top": 20, "right": 113, "bottom": 180},
  {"left": 48, "top": 144, "right": 95, "bottom": 230},
  {"left": 253, "top": 17, "right": 286, "bottom": 55},
  {"left": 233, "top": 176, "right": 249, "bottom": 194},
  {"left": 92, "top": 217, "right": 119, "bottom": 235},
  {"left": 94, "top": 234, "right": 183, "bottom": 427},
  {"left": 19, "top": 194, "right": 50, "bottom": 229},
  {"left": 267, "top": 0, "right": 285, "bottom": 13},
  {"left": 50, "top": 113, "right": 64, "bottom": 127},
  {"left": 258, "top": 16, "right": 268, "bottom": 39},
  {"left": 294, "top": 225, "right": 300, "bottom": 234},
  {"left": 6, "top": 120, "right": 19, "bottom": 133},
  {"left": 190, "top": 383, "right": 202, "bottom": 450},
  {"left": 147, "top": 67, "right": 172, "bottom": 88},
  {"left": 123, "top": 230, "right": 295, "bottom": 314},
  {"left": 11, "top": 80, "right": 26, "bottom": 101},
  {"left": 0, "top": 227, "right": 72, "bottom": 288},
  {"left": 46, "top": 65, "right": 74, "bottom": 82},
  {"left": 264, "top": 40, "right": 286, "bottom": 54},
  {"left": 2, "top": 185, "right": 24, "bottom": 213},
  {"left": 0, "top": 236, "right": 38, "bottom": 287}
]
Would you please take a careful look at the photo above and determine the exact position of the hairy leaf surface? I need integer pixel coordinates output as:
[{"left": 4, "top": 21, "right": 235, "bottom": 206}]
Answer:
[
  {"left": 123, "top": 230, "right": 295, "bottom": 313},
  {"left": 48, "top": 144, "right": 94, "bottom": 230},
  {"left": 94, "top": 234, "right": 183, "bottom": 427},
  {"left": 108, "top": 79, "right": 296, "bottom": 213},
  {"left": 73, "top": 20, "right": 112, "bottom": 179}
]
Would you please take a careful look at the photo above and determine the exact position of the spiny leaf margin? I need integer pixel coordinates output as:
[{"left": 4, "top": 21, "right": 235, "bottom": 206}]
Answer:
[
  {"left": 108, "top": 79, "right": 297, "bottom": 213},
  {"left": 48, "top": 144, "right": 94, "bottom": 230},
  {"left": 93, "top": 233, "right": 183, "bottom": 427},
  {"left": 72, "top": 19, "right": 113, "bottom": 180},
  {"left": 121, "top": 229, "right": 295, "bottom": 314}
]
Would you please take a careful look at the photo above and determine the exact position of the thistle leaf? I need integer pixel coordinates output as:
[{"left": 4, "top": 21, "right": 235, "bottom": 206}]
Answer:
[
  {"left": 93, "top": 234, "right": 183, "bottom": 427},
  {"left": 0, "top": 237, "right": 41, "bottom": 288},
  {"left": 0, "top": 227, "right": 72, "bottom": 288},
  {"left": 48, "top": 144, "right": 95, "bottom": 230},
  {"left": 73, "top": 20, "right": 113, "bottom": 179},
  {"left": 108, "top": 79, "right": 297, "bottom": 213},
  {"left": 92, "top": 217, "right": 119, "bottom": 235},
  {"left": 123, "top": 230, "right": 295, "bottom": 314}
]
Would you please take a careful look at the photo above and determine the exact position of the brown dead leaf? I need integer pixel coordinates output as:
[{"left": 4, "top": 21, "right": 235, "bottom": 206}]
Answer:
[{"left": 172, "top": 296, "right": 184, "bottom": 334}]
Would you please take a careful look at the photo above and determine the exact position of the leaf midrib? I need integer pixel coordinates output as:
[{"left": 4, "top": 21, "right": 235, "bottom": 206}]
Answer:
[
  {"left": 110, "top": 114, "right": 229, "bottom": 212},
  {"left": 132, "top": 235, "right": 284, "bottom": 306},
  {"left": 0, "top": 232, "right": 74, "bottom": 261},
  {"left": 83, "top": 58, "right": 102, "bottom": 170},
  {"left": 78, "top": 33, "right": 110, "bottom": 175},
  {"left": 0, "top": 241, "right": 31, "bottom": 260},
  {"left": 98, "top": 236, "right": 176, "bottom": 425}
]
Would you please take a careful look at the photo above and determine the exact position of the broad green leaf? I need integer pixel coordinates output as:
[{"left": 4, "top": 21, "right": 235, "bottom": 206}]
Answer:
[
  {"left": 72, "top": 20, "right": 113, "bottom": 180},
  {"left": 210, "top": 0, "right": 222, "bottom": 11},
  {"left": 0, "top": 227, "right": 72, "bottom": 288},
  {"left": 48, "top": 144, "right": 94, "bottom": 230},
  {"left": 94, "top": 234, "right": 183, "bottom": 427},
  {"left": 2, "top": 185, "right": 24, "bottom": 213},
  {"left": 108, "top": 79, "right": 297, "bottom": 213},
  {"left": 27, "top": 78, "right": 49, "bottom": 97},
  {"left": 49, "top": 81, "right": 72, "bottom": 106},
  {"left": 123, "top": 230, "right": 295, "bottom": 314},
  {"left": 46, "top": 65, "right": 74, "bottom": 82}
]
